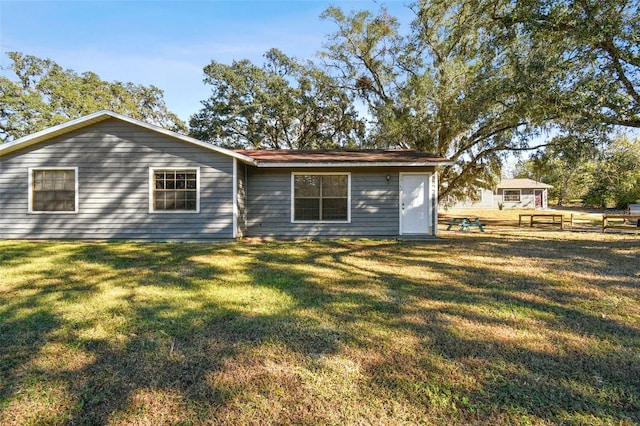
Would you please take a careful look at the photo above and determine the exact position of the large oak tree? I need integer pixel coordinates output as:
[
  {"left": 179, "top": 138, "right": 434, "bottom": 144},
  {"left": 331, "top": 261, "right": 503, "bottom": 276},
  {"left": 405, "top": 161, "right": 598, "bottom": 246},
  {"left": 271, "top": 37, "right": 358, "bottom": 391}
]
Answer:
[
  {"left": 321, "top": 3, "right": 553, "bottom": 201},
  {"left": 189, "top": 48, "right": 365, "bottom": 149},
  {"left": 320, "top": 0, "right": 638, "bottom": 201},
  {"left": 492, "top": 0, "right": 639, "bottom": 129},
  {"left": 0, "top": 52, "right": 185, "bottom": 143}
]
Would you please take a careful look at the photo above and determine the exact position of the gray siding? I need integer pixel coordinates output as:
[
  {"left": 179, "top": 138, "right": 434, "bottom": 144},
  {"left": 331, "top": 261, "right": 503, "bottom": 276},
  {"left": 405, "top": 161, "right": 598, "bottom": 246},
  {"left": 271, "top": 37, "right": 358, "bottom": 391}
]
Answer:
[
  {"left": 236, "top": 161, "right": 248, "bottom": 238},
  {"left": 450, "top": 188, "right": 495, "bottom": 209},
  {"left": 449, "top": 188, "right": 549, "bottom": 210},
  {"left": 245, "top": 167, "right": 434, "bottom": 238},
  {"left": 0, "top": 119, "right": 234, "bottom": 240},
  {"left": 499, "top": 189, "right": 539, "bottom": 209}
]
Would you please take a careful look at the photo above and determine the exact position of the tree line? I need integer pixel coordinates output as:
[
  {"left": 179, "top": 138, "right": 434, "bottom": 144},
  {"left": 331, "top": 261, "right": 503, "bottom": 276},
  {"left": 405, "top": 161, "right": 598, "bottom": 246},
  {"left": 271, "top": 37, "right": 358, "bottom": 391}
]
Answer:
[
  {"left": 514, "top": 134, "right": 640, "bottom": 209},
  {"left": 2, "top": 0, "right": 638, "bottom": 203}
]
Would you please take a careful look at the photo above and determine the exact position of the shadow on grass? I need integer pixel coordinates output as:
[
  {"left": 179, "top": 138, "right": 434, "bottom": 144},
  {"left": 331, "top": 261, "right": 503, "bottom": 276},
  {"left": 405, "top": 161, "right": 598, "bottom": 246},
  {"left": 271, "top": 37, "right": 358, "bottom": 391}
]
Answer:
[
  {"left": 237, "top": 238, "right": 639, "bottom": 423},
  {"left": 0, "top": 235, "right": 638, "bottom": 424},
  {"left": 246, "top": 238, "right": 639, "bottom": 422},
  {"left": 1, "top": 242, "right": 346, "bottom": 424}
]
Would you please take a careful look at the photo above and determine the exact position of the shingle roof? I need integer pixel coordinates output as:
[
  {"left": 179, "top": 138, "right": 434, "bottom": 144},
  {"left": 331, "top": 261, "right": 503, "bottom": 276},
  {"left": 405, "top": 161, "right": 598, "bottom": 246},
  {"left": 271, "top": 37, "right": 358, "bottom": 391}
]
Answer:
[
  {"left": 497, "top": 178, "right": 553, "bottom": 189},
  {"left": 234, "top": 149, "right": 452, "bottom": 167}
]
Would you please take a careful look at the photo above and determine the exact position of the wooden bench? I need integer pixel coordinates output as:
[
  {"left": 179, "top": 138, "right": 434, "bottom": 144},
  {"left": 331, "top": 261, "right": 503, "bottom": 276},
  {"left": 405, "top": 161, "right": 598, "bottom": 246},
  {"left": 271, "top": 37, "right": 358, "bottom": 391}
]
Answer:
[
  {"left": 603, "top": 214, "right": 640, "bottom": 233},
  {"left": 446, "top": 217, "right": 485, "bottom": 232},
  {"left": 519, "top": 213, "right": 565, "bottom": 230}
]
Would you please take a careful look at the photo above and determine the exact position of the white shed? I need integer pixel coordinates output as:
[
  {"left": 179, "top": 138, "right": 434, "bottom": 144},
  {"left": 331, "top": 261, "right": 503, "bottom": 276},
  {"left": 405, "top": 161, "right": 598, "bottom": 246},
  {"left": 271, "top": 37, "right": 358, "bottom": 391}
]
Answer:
[
  {"left": 496, "top": 179, "right": 552, "bottom": 209},
  {"left": 449, "top": 178, "right": 553, "bottom": 210}
]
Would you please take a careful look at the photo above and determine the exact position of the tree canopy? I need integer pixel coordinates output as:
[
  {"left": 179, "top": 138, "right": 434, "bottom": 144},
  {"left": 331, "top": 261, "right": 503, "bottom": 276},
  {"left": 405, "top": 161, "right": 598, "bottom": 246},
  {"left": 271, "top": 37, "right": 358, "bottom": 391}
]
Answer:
[
  {"left": 321, "top": 3, "right": 548, "bottom": 200},
  {"left": 516, "top": 133, "right": 640, "bottom": 208},
  {"left": 3, "top": 0, "right": 638, "bottom": 203},
  {"left": 491, "top": 0, "right": 639, "bottom": 129},
  {"left": 319, "top": 0, "right": 639, "bottom": 200},
  {"left": 0, "top": 52, "right": 185, "bottom": 143},
  {"left": 513, "top": 132, "right": 601, "bottom": 205},
  {"left": 583, "top": 135, "right": 640, "bottom": 208},
  {"left": 189, "top": 48, "right": 365, "bottom": 149}
]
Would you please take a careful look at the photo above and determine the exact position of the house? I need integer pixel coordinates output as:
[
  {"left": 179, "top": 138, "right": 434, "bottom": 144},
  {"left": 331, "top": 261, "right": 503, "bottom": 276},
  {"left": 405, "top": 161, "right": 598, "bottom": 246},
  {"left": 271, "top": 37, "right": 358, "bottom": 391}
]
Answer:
[
  {"left": 0, "top": 111, "right": 452, "bottom": 240},
  {"left": 450, "top": 178, "right": 553, "bottom": 210}
]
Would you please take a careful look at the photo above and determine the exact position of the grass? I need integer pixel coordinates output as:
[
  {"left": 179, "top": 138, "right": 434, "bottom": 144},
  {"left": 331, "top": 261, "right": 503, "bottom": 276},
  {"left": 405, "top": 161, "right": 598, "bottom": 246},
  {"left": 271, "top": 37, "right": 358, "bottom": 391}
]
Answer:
[
  {"left": 1, "top": 224, "right": 639, "bottom": 424},
  {"left": 440, "top": 207, "right": 621, "bottom": 231}
]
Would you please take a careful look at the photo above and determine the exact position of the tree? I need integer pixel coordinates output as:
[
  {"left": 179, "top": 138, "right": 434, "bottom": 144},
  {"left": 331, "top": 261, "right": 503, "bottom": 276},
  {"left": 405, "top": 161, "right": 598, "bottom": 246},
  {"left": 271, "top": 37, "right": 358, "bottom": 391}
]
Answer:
[
  {"left": 321, "top": 3, "right": 568, "bottom": 201},
  {"left": 491, "top": 0, "right": 640, "bottom": 129},
  {"left": 583, "top": 134, "right": 640, "bottom": 208},
  {"left": 0, "top": 52, "right": 186, "bottom": 143},
  {"left": 189, "top": 49, "right": 365, "bottom": 149},
  {"left": 320, "top": 1, "right": 639, "bottom": 201},
  {"left": 513, "top": 135, "right": 598, "bottom": 206}
]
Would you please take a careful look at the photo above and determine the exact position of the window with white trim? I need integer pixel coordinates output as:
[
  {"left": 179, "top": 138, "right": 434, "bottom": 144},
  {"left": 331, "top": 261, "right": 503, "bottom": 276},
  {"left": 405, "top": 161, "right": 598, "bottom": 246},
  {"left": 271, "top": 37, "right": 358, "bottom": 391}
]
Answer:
[
  {"left": 503, "top": 189, "right": 521, "bottom": 202},
  {"left": 29, "top": 168, "right": 78, "bottom": 213},
  {"left": 293, "top": 173, "right": 350, "bottom": 222},
  {"left": 150, "top": 169, "right": 199, "bottom": 212}
]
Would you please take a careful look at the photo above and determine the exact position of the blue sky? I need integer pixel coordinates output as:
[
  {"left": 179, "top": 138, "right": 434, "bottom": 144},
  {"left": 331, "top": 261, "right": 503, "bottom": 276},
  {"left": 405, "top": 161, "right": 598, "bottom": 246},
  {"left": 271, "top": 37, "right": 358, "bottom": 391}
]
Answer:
[{"left": 1, "top": 0, "right": 414, "bottom": 122}]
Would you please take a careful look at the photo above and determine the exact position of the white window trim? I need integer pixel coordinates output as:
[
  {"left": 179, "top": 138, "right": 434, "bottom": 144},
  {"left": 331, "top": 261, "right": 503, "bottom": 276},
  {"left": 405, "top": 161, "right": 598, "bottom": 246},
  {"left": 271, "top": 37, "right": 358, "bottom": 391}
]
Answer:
[
  {"left": 291, "top": 172, "right": 351, "bottom": 223},
  {"left": 149, "top": 167, "right": 201, "bottom": 213},
  {"left": 503, "top": 189, "right": 521, "bottom": 202},
  {"left": 28, "top": 167, "right": 79, "bottom": 214}
]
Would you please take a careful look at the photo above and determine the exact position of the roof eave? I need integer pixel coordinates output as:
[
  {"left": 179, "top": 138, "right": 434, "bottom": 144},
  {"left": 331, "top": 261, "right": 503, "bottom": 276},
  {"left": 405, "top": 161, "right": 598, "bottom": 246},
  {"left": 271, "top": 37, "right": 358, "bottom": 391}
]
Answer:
[
  {"left": 497, "top": 184, "right": 553, "bottom": 189},
  {"left": 0, "top": 111, "right": 112, "bottom": 156},
  {"left": 254, "top": 161, "right": 454, "bottom": 168},
  {"left": 0, "top": 110, "right": 258, "bottom": 165}
]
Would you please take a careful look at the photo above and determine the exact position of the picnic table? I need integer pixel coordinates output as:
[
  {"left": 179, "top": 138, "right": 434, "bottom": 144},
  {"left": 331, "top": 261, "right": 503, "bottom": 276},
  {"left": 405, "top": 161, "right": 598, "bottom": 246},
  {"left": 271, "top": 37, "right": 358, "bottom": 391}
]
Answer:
[{"left": 445, "top": 217, "right": 485, "bottom": 232}]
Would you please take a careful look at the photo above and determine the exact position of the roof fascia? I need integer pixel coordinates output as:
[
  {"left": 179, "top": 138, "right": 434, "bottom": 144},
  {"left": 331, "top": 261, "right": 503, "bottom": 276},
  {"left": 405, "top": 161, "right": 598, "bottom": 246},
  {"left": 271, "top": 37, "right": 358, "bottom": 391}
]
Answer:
[
  {"left": 254, "top": 161, "right": 454, "bottom": 168},
  {"left": 497, "top": 183, "right": 553, "bottom": 189},
  {"left": 0, "top": 110, "right": 257, "bottom": 165},
  {"left": 0, "top": 110, "right": 110, "bottom": 155}
]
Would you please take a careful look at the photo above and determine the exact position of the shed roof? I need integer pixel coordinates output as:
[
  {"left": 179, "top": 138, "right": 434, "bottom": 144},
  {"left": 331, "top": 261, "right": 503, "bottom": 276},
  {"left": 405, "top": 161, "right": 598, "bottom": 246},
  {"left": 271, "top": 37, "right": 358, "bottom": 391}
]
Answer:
[
  {"left": 497, "top": 178, "right": 553, "bottom": 189},
  {"left": 235, "top": 149, "right": 452, "bottom": 168}
]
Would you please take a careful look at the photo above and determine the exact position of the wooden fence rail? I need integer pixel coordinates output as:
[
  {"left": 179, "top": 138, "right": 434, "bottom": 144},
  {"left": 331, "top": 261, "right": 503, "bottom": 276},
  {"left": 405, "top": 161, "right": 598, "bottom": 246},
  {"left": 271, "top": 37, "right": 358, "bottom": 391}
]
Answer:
[
  {"left": 519, "top": 213, "right": 565, "bottom": 229},
  {"left": 602, "top": 214, "right": 640, "bottom": 233}
]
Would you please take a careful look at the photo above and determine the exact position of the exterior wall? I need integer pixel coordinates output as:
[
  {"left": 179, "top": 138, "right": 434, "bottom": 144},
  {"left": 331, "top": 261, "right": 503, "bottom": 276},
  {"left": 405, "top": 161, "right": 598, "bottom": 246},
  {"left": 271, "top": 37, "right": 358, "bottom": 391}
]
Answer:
[
  {"left": 450, "top": 188, "right": 495, "bottom": 209},
  {"left": 498, "top": 188, "right": 541, "bottom": 209},
  {"left": 245, "top": 167, "right": 435, "bottom": 238},
  {"left": 0, "top": 119, "right": 235, "bottom": 240},
  {"left": 493, "top": 193, "right": 503, "bottom": 208},
  {"left": 449, "top": 188, "right": 549, "bottom": 210},
  {"left": 236, "top": 161, "right": 248, "bottom": 238}
]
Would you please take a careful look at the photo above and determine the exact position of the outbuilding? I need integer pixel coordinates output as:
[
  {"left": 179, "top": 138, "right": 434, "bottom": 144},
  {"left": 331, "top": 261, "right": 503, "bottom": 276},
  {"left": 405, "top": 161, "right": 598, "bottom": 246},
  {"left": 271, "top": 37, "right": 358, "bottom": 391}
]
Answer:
[
  {"left": 450, "top": 178, "right": 553, "bottom": 210},
  {"left": 496, "top": 178, "right": 552, "bottom": 209}
]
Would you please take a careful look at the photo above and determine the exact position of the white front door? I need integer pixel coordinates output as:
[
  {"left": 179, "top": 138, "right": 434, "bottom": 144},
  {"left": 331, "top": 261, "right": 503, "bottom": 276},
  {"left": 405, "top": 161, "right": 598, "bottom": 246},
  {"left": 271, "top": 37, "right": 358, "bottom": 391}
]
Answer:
[{"left": 400, "top": 174, "right": 431, "bottom": 234}]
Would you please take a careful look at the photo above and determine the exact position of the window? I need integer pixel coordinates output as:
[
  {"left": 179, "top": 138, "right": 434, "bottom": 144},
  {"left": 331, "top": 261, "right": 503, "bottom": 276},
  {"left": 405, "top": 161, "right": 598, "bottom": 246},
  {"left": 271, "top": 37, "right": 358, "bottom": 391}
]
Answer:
[
  {"left": 150, "top": 168, "right": 199, "bottom": 212},
  {"left": 292, "top": 173, "right": 350, "bottom": 222},
  {"left": 503, "top": 189, "right": 521, "bottom": 202},
  {"left": 29, "top": 168, "right": 78, "bottom": 213}
]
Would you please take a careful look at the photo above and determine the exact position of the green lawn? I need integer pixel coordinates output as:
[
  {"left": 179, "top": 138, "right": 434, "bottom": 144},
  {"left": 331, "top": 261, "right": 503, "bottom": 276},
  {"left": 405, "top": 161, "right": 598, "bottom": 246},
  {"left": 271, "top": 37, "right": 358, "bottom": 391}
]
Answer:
[{"left": 1, "top": 231, "right": 639, "bottom": 425}]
